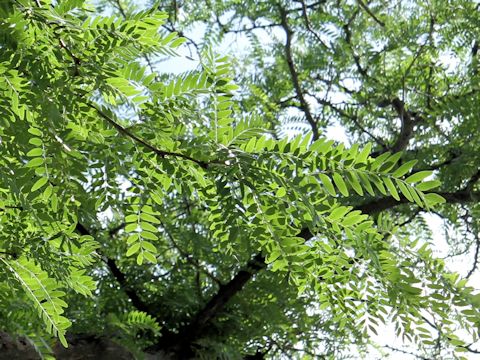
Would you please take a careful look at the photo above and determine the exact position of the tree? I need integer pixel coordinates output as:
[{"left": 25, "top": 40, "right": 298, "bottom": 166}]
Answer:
[{"left": 0, "top": 0, "right": 478, "bottom": 359}]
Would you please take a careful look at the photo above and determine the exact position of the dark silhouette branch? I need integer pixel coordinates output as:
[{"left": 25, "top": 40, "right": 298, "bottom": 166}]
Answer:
[
  {"left": 279, "top": 6, "right": 319, "bottom": 140},
  {"left": 383, "top": 345, "right": 429, "bottom": 360},
  {"left": 389, "top": 98, "right": 417, "bottom": 153},
  {"left": 153, "top": 253, "right": 266, "bottom": 356},
  {"left": 75, "top": 223, "right": 153, "bottom": 315},
  {"left": 343, "top": 11, "right": 369, "bottom": 78},
  {"left": 466, "top": 232, "right": 480, "bottom": 279},
  {"left": 160, "top": 220, "right": 223, "bottom": 285},
  {"left": 88, "top": 103, "right": 210, "bottom": 169},
  {"left": 357, "top": 0, "right": 385, "bottom": 27},
  {"left": 356, "top": 190, "right": 480, "bottom": 214},
  {"left": 297, "top": 0, "right": 328, "bottom": 48}
]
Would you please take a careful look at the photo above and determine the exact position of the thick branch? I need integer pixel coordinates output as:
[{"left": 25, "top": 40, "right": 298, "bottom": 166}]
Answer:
[
  {"left": 356, "top": 190, "right": 480, "bottom": 214},
  {"left": 187, "top": 253, "right": 266, "bottom": 332},
  {"left": 389, "top": 98, "right": 416, "bottom": 153},
  {"left": 161, "top": 221, "right": 222, "bottom": 285},
  {"left": 153, "top": 253, "right": 266, "bottom": 356}
]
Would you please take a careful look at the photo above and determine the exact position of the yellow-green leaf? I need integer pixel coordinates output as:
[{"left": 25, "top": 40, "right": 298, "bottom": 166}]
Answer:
[
  {"left": 31, "top": 177, "right": 48, "bottom": 192},
  {"left": 333, "top": 173, "right": 349, "bottom": 196}
]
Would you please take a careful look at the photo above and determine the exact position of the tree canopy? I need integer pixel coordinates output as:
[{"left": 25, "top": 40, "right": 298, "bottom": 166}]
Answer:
[{"left": 0, "top": 0, "right": 479, "bottom": 359}]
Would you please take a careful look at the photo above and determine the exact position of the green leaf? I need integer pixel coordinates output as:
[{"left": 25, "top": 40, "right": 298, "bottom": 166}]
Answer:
[
  {"left": 333, "top": 173, "right": 349, "bottom": 196},
  {"left": 396, "top": 180, "right": 414, "bottom": 202},
  {"left": 136, "top": 253, "right": 144, "bottom": 265},
  {"left": 357, "top": 143, "right": 372, "bottom": 163},
  {"left": 358, "top": 172, "right": 375, "bottom": 196},
  {"left": 328, "top": 207, "right": 350, "bottom": 221},
  {"left": 392, "top": 160, "right": 418, "bottom": 178},
  {"left": 25, "top": 157, "right": 44, "bottom": 168},
  {"left": 424, "top": 193, "right": 446, "bottom": 206},
  {"left": 371, "top": 175, "right": 387, "bottom": 195},
  {"left": 345, "top": 171, "right": 363, "bottom": 196},
  {"left": 416, "top": 180, "right": 441, "bottom": 191},
  {"left": 141, "top": 241, "right": 157, "bottom": 253},
  {"left": 140, "top": 222, "right": 158, "bottom": 233},
  {"left": 26, "top": 148, "right": 43, "bottom": 157},
  {"left": 28, "top": 127, "right": 43, "bottom": 136},
  {"left": 140, "top": 213, "right": 160, "bottom": 224},
  {"left": 405, "top": 171, "right": 432, "bottom": 184},
  {"left": 127, "top": 243, "right": 141, "bottom": 256},
  {"left": 276, "top": 187, "right": 287, "bottom": 197},
  {"left": 143, "top": 251, "right": 158, "bottom": 263},
  {"left": 31, "top": 177, "right": 48, "bottom": 192},
  {"left": 125, "top": 223, "right": 138, "bottom": 232},
  {"left": 125, "top": 214, "right": 138, "bottom": 223},
  {"left": 59, "top": 333, "right": 68, "bottom": 348},
  {"left": 141, "top": 231, "right": 158, "bottom": 241},
  {"left": 383, "top": 177, "right": 400, "bottom": 201},
  {"left": 370, "top": 151, "right": 391, "bottom": 171},
  {"left": 318, "top": 173, "right": 336, "bottom": 196}
]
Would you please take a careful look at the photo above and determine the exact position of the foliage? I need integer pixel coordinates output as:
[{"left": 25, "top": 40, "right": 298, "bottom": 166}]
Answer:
[{"left": 0, "top": 0, "right": 479, "bottom": 359}]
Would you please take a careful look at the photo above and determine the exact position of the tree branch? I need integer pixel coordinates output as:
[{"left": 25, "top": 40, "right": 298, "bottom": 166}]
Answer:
[
  {"left": 153, "top": 253, "right": 266, "bottom": 356},
  {"left": 343, "top": 11, "right": 369, "bottom": 79},
  {"left": 383, "top": 344, "right": 429, "bottom": 360},
  {"left": 356, "top": 190, "right": 480, "bottom": 214},
  {"left": 389, "top": 98, "right": 417, "bottom": 153},
  {"left": 75, "top": 223, "right": 153, "bottom": 315},
  {"left": 88, "top": 103, "right": 210, "bottom": 169},
  {"left": 296, "top": 0, "right": 328, "bottom": 48},
  {"left": 279, "top": 6, "right": 319, "bottom": 140},
  {"left": 466, "top": 232, "right": 480, "bottom": 279},
  {"left": 160, "top": 221, "right": 223, "bottom": 285},
  {"left": 357, "top": 0, "right": 385, "bottom": 27}
]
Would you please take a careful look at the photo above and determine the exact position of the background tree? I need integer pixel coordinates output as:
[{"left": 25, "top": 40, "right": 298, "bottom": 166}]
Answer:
[{"left": 0, "top": 0, "right": 479, "bottom": 359}]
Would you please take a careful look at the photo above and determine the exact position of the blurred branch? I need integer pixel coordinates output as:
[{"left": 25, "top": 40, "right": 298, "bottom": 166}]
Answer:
[
  {"left": 357, "top": 0, "right": 385, "bottom": 27},
  {"left": 383, "top": 345, "right": 429, "bottom": 360}
]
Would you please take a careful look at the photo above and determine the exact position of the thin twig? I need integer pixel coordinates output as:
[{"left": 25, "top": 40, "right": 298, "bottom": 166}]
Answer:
[
  {"left": 159, "top": 220, "right": 222, "bottom": 285},
  {"left": 383, "top": 345, "right": 429, "bottom": 360},
  {"left": 279, "top": 6, "right": 319, "bottom": 140},
  {"left": 357, "top": 0, "right": 385, "bottom": 27},
  {"left": 88, "top": 103, "right": 210, "bottom": 169},
  {"left": 297, "top": 0, "right": 328, "bottom": 48},
  {"left": 466, "top": 233, "right": 480, "bottom": 278}
]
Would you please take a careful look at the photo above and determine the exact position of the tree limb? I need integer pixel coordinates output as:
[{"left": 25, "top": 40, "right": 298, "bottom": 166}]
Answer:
[
  {"left": 88, "top": 103, "right": 211, "bottom": 169},
  {"left": 279, "top": 6, "right": 319, "bottom": 140},
  {"left": 152, "top": 253, "right": 266, "bottom": 356},
  {"left": 75, "top": 223, "right": 153, "bottom": 315},
  {"left": 389, "top": 98, "right": 417, "bottom": 153},
  {"left": 356, "top": 190, "right": 480, "bottom": 214},
  {"left": 357, "top": 0, "right": 385, "bottom": 27}
]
